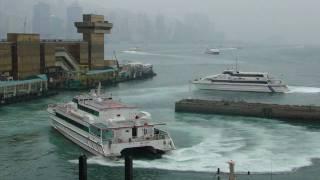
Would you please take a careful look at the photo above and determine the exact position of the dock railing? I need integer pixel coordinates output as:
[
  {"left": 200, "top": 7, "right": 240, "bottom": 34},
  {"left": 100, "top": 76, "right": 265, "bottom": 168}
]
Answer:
[{"left": 153, "top": 128, "right": 169, "bottom": 140}]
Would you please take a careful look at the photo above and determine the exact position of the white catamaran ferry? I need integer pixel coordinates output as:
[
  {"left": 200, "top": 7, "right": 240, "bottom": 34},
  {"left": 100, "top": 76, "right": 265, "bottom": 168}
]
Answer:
[
  {"left": 47, "top": 85, "right": 175, "bottom": 157},
  {"left": 205, "top": 48, "right": 220, "bottom": 55},
  {"left": 192, "top": 69, "right": 289, "bottom": 93}
]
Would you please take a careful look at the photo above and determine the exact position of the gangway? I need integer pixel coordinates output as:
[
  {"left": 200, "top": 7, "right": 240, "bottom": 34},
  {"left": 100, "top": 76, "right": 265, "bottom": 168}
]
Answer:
[{"left": 55, "top": 47, "right": 80, "bottom": 71}]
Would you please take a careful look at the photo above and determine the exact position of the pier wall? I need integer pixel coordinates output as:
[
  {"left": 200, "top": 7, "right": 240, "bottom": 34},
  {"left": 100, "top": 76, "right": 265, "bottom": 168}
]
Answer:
[
  {"left": 41, "top": 41, "right": 89, "bottom": 65},
  {"left": 0, "top": 75, "right": 52, "bottom": 105},
  {"left": 7, "top": 33, "right": 41, "bottom": 80},
  {"left": 40, "top": 43, "right": 56, "bottom": 73},
  {"left": 0, "top": 14, "right": 154, "bottom": 94},
  {"left": 175, "top": 99, "right": 320, "bottom": 121},
  {"left": 0, "top": 42, "right": 12, "bottom": 75}
]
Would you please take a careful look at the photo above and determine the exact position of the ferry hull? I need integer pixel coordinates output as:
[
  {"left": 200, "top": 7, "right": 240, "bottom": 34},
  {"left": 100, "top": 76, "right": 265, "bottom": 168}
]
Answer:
[
  {"left": 50, "top": 116, "right": 105, "bottom": 156},
  {"left": 193, "top": 82, "right": 289, "bottom": 93},
  {"left": 50, "top": 116, "right": 175, "bottom": 157}
]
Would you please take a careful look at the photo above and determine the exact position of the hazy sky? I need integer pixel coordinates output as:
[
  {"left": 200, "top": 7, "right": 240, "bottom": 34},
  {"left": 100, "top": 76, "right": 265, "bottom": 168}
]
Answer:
[
  {"left": 82, "top": 0, "right": 320, "bottom": 44},
  {"left": 1, "top": 0, "right": 320, "bottom": 44}
]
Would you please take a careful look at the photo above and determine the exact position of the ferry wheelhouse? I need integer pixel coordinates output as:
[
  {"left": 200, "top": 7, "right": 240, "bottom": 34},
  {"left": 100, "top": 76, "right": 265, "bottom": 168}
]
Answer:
[
  {"left": 192, "top": 70, "right": 288, "bottom": 93},
  {"left": 47, "top": 87, "right": 175, "bottom": 157}
]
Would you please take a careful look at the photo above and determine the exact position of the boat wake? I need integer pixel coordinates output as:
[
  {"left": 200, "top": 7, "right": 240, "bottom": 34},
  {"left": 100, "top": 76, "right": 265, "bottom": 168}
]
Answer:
[
  {"left": 287, "top": 86, "right": 320, "bottom": 93},
  {"left": 67, "top": 84, "right": 320, "bottom": 173},
  {"left": 121, "top": 50, "right": 202, "bottom": 60},
  {"left": 219, "top": 47, "right": 238, "bottom": 51},
  {"left": 69, "top": 118, "right": 320, "bottom": 173},
  {"left": 121, "top": 50, "right": 161, "bottom": 56}
]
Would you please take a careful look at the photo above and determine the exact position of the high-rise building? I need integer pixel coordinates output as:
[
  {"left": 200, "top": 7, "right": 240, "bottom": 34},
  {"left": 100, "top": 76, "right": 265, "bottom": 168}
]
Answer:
[
  {"left": 7, "top": 33, "right": 41, "bottom": 79},
  {"left": 66, "top": 2, "right": 83, "bottom": 39},
  {"left": 155, "top": 14, "right": 168, "bottom": 42},
  {"left": 0, "top": 12, "right": 7, "bottom": 39},
  {"left": 32, "top": 2, "right": 51, "bottom": 38},
  {"left": 50, "top": 15, "right": 65, "bottom": 39}
]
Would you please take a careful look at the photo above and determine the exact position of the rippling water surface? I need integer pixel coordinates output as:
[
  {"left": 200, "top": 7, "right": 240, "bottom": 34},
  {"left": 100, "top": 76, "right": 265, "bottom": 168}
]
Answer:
[{"left": 1, "top": 43, "right": 320, "bottom": 180}]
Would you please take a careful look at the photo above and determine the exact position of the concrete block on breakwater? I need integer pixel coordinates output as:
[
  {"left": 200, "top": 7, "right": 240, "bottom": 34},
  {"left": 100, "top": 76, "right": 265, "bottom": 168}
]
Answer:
[{"left": 175, "top": 99, "right": 320, "bottom": 121}]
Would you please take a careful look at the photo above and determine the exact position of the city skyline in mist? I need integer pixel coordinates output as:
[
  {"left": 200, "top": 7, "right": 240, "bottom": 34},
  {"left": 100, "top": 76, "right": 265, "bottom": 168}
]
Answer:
[{"left": 0, "top": 0, "right": 320, "bottom": 44}]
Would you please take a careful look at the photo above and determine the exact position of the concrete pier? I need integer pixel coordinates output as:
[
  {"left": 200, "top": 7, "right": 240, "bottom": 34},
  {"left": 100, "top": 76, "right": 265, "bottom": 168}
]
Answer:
[{"left": 175, "top": 99, "right": 320, "bottom": 121}]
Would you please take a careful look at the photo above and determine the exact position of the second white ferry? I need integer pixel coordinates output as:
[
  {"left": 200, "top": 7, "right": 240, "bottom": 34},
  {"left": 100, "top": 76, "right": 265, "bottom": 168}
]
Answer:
[
  {"left": 192, "top": 69, "right": 289, "bottom": 93},
  {"left": 47, "top": 85, "right": 175, "bottom": 157},
  {"left": 205, "top": 48, "right": 220, "bottom": 55}
]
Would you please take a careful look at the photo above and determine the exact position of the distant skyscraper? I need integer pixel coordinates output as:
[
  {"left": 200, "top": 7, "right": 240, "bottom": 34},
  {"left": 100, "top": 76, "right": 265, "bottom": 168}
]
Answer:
[
  {"left": 155, "top": 14, "right": 168, "bottom": 42},
  {"left": 66, "top": 2, "right": 82, "bottom": 39},
  {"left": 0, "top": 12, "right": 7, "bottom": 39},
  {"left": 50, "top": 15, "right": 65, "bottom": 39},
  {"left": 32, "top": 2, "right": 51, "bottom": 38}
]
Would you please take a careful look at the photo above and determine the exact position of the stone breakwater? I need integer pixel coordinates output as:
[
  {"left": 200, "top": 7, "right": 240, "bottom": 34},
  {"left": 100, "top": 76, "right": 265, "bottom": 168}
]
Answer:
[{"left": 175, "top": 99, "right": 320, "bottom": 121}]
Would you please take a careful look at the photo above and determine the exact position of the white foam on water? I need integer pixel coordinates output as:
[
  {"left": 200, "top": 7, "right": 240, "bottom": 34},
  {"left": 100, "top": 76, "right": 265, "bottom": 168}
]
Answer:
[
  {"left": 121, "top": 50, "right": 207, "bottom": 60},
  {"left": 69, "top": 119, "right": 320, "bottom": 173},
  {"left": 219, "top": 47, "right": 238, "bottom": 51},
  {"left": 287, "top": 86, "right": 320, "bottom": 93},
  {"left": 121, "top": 50, "right": 161, "bottom": 56}
]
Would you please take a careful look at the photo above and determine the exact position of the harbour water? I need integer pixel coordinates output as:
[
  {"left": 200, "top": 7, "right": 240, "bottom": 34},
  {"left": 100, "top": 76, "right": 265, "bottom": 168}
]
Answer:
[{"left": 1, "top": 43, "right": 320, "bottom": 180}]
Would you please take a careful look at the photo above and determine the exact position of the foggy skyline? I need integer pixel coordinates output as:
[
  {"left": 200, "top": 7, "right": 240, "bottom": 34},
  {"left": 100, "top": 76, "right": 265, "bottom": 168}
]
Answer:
[
  {"left": 88, "top": 0, "right": 320, "bottom": 44},
  {"left": 1, "top": 0, "right": 320, "bottom": 44}
]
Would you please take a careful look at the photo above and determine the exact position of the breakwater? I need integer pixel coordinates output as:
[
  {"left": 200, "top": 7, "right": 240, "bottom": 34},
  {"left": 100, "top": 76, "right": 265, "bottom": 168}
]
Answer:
[{"left": 175, "top": 99, "right": 320, "bottom": 121}]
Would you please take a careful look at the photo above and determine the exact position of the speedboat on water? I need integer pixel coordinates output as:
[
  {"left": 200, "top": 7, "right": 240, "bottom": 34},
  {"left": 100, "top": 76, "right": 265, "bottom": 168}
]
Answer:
[
  {"left": 121, "top": 47, "right": 142, "bottom": 54},
  {"left": 47, "top": 84, "right": 175, "bottom": 157},
  {"left": 130, "top": 47, "right": 141, "bottom": 51},
  {"left": 192, "top": 69, "right": 289, "bottom": 93},
  {"left": 205, "top": 48, "right": 220, "bottom": 55},
  {"left": 127, "top": 47, "right": 142, "bottom": 52}
]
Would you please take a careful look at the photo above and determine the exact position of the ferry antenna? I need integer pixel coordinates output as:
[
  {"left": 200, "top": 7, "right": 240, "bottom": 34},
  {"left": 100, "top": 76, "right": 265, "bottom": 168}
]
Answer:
[
  {"left": 231, "top": 49, "right": 239, "bottom": 72},
  {"left": 236, "top": 54, "right": 239, "bottom": 72},
  {"left": 97, "top": 82, "right": 101, "bottom": 96}
]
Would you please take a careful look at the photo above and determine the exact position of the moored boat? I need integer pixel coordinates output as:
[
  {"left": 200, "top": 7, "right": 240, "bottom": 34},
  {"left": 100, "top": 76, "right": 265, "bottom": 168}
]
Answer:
[
  {"left": 192, "top": 69, "right": 289, "bottom": 93},
  {"left": 205, "top": 48, "right": 220, "bottom": 55}
]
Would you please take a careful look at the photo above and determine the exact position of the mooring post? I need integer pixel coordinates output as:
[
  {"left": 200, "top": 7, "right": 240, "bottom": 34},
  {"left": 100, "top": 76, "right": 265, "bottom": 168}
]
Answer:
[
  {"left": 125, "top": 156, "right": 133, "bottom": 180},
  {"left": 79, "top": 155, "right": 87, "bottom": 180},
  {"left": 228, "top": 160, "right": 236, "bottom": 180},
  {"left": 216, "top": 168, "right": 220, "bottom": 180}
]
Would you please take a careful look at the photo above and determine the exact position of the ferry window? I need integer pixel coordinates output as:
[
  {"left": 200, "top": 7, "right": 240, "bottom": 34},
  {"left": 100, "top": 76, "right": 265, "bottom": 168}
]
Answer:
[
  {"left": 211, "top": 80, "right": 268, "bottom": 84},
  {"left": 56, "top": 113, "right": 89, "bottom": 132},
  {"left": 235, "top": 74, "right": 264, "bottom": 77},
  {"left": 90, "top": 126, "right": 101, "bottom": 137},
  {"left": 102, "top": 130, "right": 113, "bottom": 141},
  {"left": 78, "top": 104, "right": 99, "bottom": 116},
  {"left": 132, "top": 127, "right": 137, "bottom": 137},
  {"left": 223, "top": 71, "right": 233, "bottom": 75},
  {"left": 72, "top": 98, "right": 78, "bottom": 103}
]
